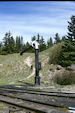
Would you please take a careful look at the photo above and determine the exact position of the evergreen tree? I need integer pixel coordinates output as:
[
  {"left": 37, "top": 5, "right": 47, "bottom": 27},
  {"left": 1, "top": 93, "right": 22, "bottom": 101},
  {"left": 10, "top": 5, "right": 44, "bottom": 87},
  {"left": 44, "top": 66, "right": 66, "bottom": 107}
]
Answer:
[
  {"left": 3, "top": 32, "right": 10, "bottom": 52},
  {"left": 59, "top": 15, "right": 75, "bottom": 67},
  {"left": 37, "top": 33, "right": 40, "bottom": 43},
  {"left": 0, "top": 31, "right": 24, "bottom": 54},
  {"left": 0, "top": 42, "right": 2, "bottom": 52},
  {"left": 67, "top": 15, "right": 75, "bottom": 40},
  {"left": 39, "top": 36, "right": 46, "bottom": 51},
  {"left": 47, "top": 37, "right": 53, "bottom": 48},
  {"left": 8, "top": 36, "right": 15, "bottom": 53},
  {"left": 26, "top": 41, "right": 30, "bottom": 48},
  {"left": 61, "top": 36, "right": 66, "bottom": 42},
  {"left": 2, "top": 31, "right": 15, "bottom": 53},
  {"left": 15, "top": 36, "right": 19, "bottom": 53},
  {"left": 31, "top": 36, "right": 36, "bottom": 41},
  {"left": 20, "top": 36, "right": 24, "bottom": 51},
  {"left": 15, "top": 36, "right": 23, "bottom": 53},
  {"left": 39, "top": 36, "right": 44, "bottom": 44},
  {"left": 54, "top": 33, "right": 61, "bottom": 44},
  {"left": 20, "top": 36, "right": 23, "bottom": 45},
  {"left": 25, "top": 41, "right": 32, "bottom": 53},
  {"left": 22, "top": 43, "right": 26, "bottom": 50}
]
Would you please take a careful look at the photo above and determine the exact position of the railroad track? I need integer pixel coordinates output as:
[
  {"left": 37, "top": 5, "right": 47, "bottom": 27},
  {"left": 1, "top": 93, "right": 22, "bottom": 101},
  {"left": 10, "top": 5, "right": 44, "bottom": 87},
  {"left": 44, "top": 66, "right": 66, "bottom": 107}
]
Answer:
[
  {"left": 0, "top": 86, "right": 75, "bottom": 97},
  {"left": 0, "top": 86, "right": 75, "bottom": 113}
]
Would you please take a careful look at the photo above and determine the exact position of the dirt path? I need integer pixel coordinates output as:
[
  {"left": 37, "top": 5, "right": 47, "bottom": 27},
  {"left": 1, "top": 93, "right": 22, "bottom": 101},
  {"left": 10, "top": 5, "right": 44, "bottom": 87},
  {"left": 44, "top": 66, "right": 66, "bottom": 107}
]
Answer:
[
  {"left": 24, "top": 56, "right": 32, "bottom": 67},
  {"left": 25, "top": 67, "right": 35, "bottom": 80},
  {"left": 20, "top": 57, "right": 35, "bottom": 81}
]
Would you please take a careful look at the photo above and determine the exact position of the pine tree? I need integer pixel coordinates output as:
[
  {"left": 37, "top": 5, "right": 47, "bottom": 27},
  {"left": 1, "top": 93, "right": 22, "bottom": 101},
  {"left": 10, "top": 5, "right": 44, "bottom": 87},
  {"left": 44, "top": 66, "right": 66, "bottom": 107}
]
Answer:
[
  {"left": 15, "top": 36, "right": 19, "bottom": 53},
  {"left": 0, "top": 42, "right": 2, "bottom": 53},
  {"left": 39, "top": 36, "right": 44, "bottom": 44},
  {"left": 67, "top": 15, "right": 75, "bottom": 40},
  {"left": 47, "top": 37, "right": 53, "bottom": 48},
  {"left": 31, "top": 36, "right": 36, "bottom": 41},
  {"left": 20, "top": 36, "right": 24, "bottom": 51},
  {"left": 15, "top": 36, "right": 23, "bottom": 53},
  {"left": 59, "top": 15, "right": 75, "bottom": 67},
  {"left": 22, "top": 43, "right": 26, "bottom": 50},
  {"left": 54, "top": 33, "right": 61, "bottom": 44},
  {"left": 39, "top": 36, "right": 46, "bottom": 51},
  {"left": 37, "top": 33, "right": 40, "bottom": 43},
  {"left": 2, "top": 31, "right": 15, "bottom": 54},
  {"left": 25, "top": 41, "right": 32, "bottom": 53},
  {"left": 3, "top": 32, "right": 10, "bottom": 52},
  {"left": 8, "top": 36, "right": 15, "bottom": 53},
  {"left": 61, "top": 36, "right": 66, "bottom": 42}
]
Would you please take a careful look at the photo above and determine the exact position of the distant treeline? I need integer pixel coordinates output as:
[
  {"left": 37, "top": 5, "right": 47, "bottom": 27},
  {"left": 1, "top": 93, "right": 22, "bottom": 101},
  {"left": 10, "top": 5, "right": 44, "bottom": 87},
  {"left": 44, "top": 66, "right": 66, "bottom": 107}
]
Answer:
[
  {"left": 0, "top": 31, "right": 66, "bottom": 55},
  {"left": 0, "top": 15, "right": 75, "bottom": 67}
]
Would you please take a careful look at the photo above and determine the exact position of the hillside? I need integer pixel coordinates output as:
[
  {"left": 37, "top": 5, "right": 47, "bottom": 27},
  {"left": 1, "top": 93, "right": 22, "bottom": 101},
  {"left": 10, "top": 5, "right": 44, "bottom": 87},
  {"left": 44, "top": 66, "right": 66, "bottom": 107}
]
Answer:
[
  {"left": 0, "top": 44, "right": 53, "bottom": 85},
  {"left": 0, "top": 43, "right": 75, "bottom": 93}
]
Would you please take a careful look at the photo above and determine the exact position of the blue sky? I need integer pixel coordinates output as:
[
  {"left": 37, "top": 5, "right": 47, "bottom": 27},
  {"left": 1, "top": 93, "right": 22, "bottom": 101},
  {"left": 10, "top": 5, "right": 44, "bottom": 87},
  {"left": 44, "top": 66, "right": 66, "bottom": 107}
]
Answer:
[{"left": 0, "top": 1, "right": 75, "bottom": 43}]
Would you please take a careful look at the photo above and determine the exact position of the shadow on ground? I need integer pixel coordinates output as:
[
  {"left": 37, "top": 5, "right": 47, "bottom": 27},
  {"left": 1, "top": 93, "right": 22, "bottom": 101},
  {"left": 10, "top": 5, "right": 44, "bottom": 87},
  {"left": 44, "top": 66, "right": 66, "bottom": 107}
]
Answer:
[{"left": 0, "top": 83, "right": 36, "bottom": 90}]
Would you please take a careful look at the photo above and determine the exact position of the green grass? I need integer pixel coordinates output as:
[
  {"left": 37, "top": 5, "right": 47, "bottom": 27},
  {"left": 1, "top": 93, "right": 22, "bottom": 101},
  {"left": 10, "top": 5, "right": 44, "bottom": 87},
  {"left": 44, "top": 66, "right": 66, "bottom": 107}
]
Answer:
[
  {"left": 0, "top": 44, "right": 75, "bottom": 89},
  {"left": 0, "top": 53, "right": 34, "bottom": 85},
  {"left": 0, "top": 47, "right": 53, "bottom": 86},
  {"left": 0, "top": 44, "right": 63, "bottom": 86}
]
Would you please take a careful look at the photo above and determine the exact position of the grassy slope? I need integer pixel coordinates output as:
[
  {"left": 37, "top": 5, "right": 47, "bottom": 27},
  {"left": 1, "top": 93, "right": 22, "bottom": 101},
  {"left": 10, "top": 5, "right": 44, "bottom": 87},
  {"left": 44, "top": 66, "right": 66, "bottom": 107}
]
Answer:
[
  {"left": 0, "top": 53, "right": 34, "bottom": 85},
  {"left": 0, "top": 43, "right": 74, "bottom": 88},
  {"left": 0, "top": 44, "right": 57, "bottom": 86},
  {"left": 0, "top": 46, "right": 49, "bottom": 85}
]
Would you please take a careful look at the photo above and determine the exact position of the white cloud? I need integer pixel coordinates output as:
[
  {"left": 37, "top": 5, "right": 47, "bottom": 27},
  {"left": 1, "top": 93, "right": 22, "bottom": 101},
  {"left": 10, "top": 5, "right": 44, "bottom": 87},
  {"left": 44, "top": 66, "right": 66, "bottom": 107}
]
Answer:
[{"left": 0, "top": 1, "right": 75, "bottom": 43}]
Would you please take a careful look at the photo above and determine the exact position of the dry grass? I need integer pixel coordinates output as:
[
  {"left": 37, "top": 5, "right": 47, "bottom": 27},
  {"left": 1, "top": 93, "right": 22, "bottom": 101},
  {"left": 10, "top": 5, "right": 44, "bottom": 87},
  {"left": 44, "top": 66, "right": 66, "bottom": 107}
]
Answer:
[
  {"left": 0, "top": 44, "right": 75, "bottom": 90},
  {"left": 0, "top": 53, "right": 34, "bottom": 85}
]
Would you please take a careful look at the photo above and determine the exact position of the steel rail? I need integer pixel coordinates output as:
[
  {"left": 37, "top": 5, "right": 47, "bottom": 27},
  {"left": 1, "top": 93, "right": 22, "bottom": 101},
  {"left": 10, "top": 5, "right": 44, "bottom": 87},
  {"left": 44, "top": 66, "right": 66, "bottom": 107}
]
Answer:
[
  {"left": 0, "top": 87, "right": 75, "bottom": 98},
  {"left": 0, "top": 89, "right": 75, "bottom": 108},
  {"left": 0, "top": 92, "right": 71, "bottom": 113},
  {"left": 0, "top": 87, "right": 75, "bottom": 112}
]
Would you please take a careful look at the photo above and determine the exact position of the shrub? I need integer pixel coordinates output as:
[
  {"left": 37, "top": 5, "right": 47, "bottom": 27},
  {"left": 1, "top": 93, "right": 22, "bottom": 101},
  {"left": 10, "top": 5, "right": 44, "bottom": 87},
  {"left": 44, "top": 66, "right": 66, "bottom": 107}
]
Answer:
[
  {"left": 53, "top": 70, "right": 75, "bottom": 85},
  {"left": 0, "top": 51, "right": 8, "bottom": 55},
  {"left": 49, "top": 42, "right": 63, "bottom": 64}
]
